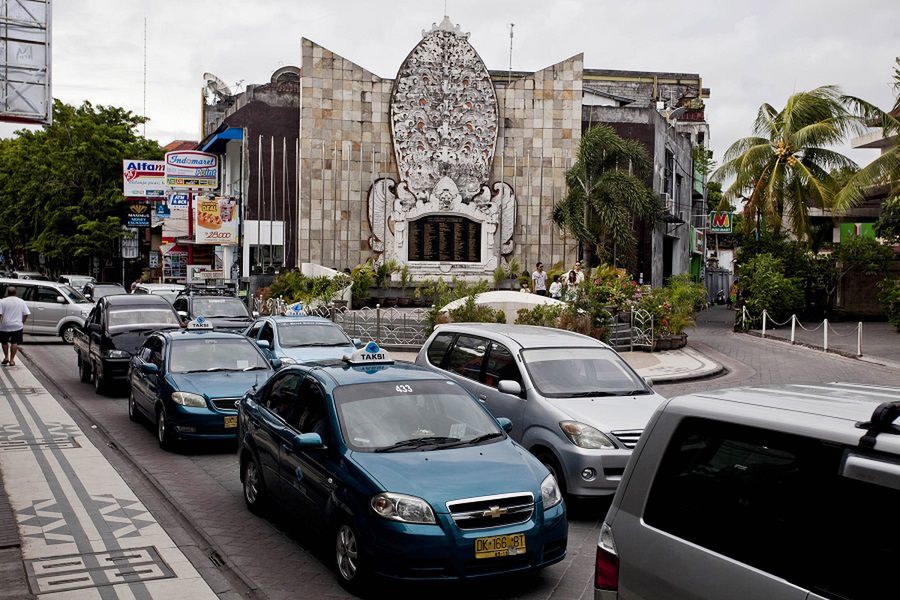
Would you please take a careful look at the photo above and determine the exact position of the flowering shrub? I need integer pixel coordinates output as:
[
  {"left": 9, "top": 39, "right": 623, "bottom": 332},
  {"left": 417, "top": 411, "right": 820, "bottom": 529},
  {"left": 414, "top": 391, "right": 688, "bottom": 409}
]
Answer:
[
  {"left": 265, "top": 270, "right": 351, "bottom": 308},
  {"left": 636, "top": 274, "right": 706, "bottom": 336},
  {"left": 515, "top": 304, "right": 564, "bottom": 327}
]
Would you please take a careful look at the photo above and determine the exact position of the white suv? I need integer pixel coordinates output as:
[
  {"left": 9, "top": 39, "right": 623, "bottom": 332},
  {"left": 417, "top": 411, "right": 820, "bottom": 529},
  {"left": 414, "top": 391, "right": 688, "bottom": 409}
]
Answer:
[{"left": 0, "top": 278, "right": 93, "bottom": 343}]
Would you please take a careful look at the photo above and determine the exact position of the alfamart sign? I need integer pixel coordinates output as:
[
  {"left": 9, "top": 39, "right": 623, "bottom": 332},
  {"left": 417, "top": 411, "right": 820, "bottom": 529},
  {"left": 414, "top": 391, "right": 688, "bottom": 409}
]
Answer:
[
  {"left": 123, "top": 160, "right": 166, "bottom": 198},
  {"left": 165, "top": 151, "right": 219, "bottom": 189}
]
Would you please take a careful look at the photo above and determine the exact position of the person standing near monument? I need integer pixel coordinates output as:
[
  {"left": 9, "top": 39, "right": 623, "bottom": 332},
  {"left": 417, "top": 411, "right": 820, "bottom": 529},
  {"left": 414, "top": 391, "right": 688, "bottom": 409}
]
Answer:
[
  {"left": 531, "top": 262, "right": 548, "bottom": 296},
  {"left": 573, "top": 261, "right": 586, "bottom": 284},
  {"left": 549, "top": 275, "right": 563, "bottom": 300},
  {"left": 0, "top": 286, "right": 30, "bottom": 367}
]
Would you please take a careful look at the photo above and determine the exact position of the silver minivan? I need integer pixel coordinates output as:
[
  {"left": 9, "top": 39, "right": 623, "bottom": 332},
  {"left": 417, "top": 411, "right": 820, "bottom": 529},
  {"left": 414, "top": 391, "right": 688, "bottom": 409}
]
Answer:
[
  {"left": 595, "top": 383, "right": 900, "bottom": 599},
  {"left": 416, "top": 324, "right": 666, "bottom": 498},
  {"left": 0, "top": 278, "right": 93, "bottom": 343}
]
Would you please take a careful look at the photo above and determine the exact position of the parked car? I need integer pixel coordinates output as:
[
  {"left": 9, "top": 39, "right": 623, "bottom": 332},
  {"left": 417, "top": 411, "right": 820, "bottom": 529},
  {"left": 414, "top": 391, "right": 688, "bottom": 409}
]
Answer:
[
  {"left": 238, "top": 343, "right": 567, "bottom": 591},
  {"left": 244, "top": 315, "right": 360, "bottom": 365},
  {"left": 58, "top": 274, "right": 95, "bottom": 289},
  {"left": 131, "top": 283, "right": 185, "bottom": 304},
  {"left": 10, "top": 271, "right": 50, "bottom": 281},
  {"left": 416, "top": 324, "right": 666, "bottom": 498},
  {"left": 129, "top": 321, "right": 277, "bottom": 450},
  {"left": 82, "top": 282, "right": 127, "bottom": 302},
  {"left": 0, "top": 278, "right": 93, "bottom": 343},
  {"left": 594, "top": 383, "right": 900, "bottom": 600},
  {"left": 172, "top": 286, "right": 254, "bottom": 333},
  {"left": 74, "top": 294, "right": 182, "bottom": 393}
]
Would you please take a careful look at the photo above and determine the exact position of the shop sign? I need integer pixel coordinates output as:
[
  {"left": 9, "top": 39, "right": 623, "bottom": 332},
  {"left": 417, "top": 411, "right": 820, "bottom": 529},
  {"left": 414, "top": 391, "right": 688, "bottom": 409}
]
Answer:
[
  {"left": 187, "top": 265, "right": 226, "bottom": 283},
  {"left": 168, "top": 193, "right": 189, "bottom": 207},
  {"left": 165, "top": 151, "right": 218, "bottom": 189},
  {"left": 709, "top": 211, "right": 734, "bottom": 234},
  {"left": 156, "top": 203, "right": 171, "bottom": 218},
  {"left": 123, "top": 160, "right": 166, "bottom": 198},
  {"left": 126, "top": 203, "right": 151, "bottom": 228},
  {"left": 149, "top": 252, "right": 160, "bottom": 269},
  {"left": 121, "top": 227, "right": 140, "bottom": 259},
  {"left": 194, "top": 196, "right": 239, "bottom": 245},
  {"left": 691, "top": 226, "right": 705, "bottom": 254}
]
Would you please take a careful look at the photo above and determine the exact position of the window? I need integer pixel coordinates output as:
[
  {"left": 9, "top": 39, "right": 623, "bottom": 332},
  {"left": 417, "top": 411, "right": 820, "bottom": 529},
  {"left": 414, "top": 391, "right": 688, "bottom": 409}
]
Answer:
[
  {"left": 144, "top": 336, "right": 164, "bottom": 368},
  {"left": 259, "top": 323, "right": 275, "bottom": 346},
  {"left": 264, "top": 373, "right": 303, "bottom": 422},
  {"left": 17, "top": 285, "right": 37, "bottom": 302},
  {"left": 295, "top": 379, "right": 329, "bottom": 439},
  {"left": 483, "top": 342, "right": 522, "bottom": 388},
  {"left": 644, "top": 418, "right": 900, "bottom": 600},
  {"left": 35, "top": 286, "right": 62, "bottom": 303},
  {"left": 107, "top": 308, "right": 180, "bottom": 329},
  {"left": 172, "top": 298, "right": 188, "bottom": 313},
  {"left": 521, "top": 347, "right": 647, "bottom": 397},
  {"left": 168, "top": 338, "right": 269, "bottom": 373},
  {"left": 445, "top": 335, "right": 487, "bottom": 381},
  {"left": 426, "top": 333, "right": 454, "bottom": 367},
  {"left": 247, "top": 322, "right": 264, "bottom": 340},
  {"left": 278, "top": 323, "right": 350, "bottom": 347}
]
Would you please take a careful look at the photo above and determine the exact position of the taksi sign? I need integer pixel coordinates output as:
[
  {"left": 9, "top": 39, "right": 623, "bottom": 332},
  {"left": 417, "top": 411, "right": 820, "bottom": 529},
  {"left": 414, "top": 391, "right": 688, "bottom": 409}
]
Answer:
[
  {"left": 165, "top": 151, "right": 218, "bottom": 189},
  {"left": 123, "top": 160, "right": 166, "bottom": 198},
  {"left": 126, "top": 203, "right": 151, "bottom": 228},
  {"left": 709, "top": 211, "right": 734, "bottom": 234},
  {"left": 194, "top": 197, "right": 239, "bottom": 245}
]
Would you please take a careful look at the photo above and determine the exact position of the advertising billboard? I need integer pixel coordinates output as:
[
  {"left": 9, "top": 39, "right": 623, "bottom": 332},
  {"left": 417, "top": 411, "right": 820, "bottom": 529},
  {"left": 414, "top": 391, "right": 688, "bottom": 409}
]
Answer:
[
  {"left": 194, "top": 197, "right": 238, "bottom": 245},
  {"left": 123, "top": 160, "right": 166, "bottom": 198},
  {"left": 709, "top": 211, "right": 734, "bottom": 234},
  {"left": 0, "top": 0, "right": 52, "bottom": 125},
  {"left": 165, "top": 151, "right": 218, "bottom": 189},
  {"left": 126, "top": 203, "right": 151, "bottom": 228}
]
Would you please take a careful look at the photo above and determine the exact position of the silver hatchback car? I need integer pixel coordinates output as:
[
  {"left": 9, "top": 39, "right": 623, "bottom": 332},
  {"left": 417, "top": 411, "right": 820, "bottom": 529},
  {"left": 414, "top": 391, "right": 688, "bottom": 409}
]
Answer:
[{"left": 416, "top": 324, "right": 666, "bottom": 498}]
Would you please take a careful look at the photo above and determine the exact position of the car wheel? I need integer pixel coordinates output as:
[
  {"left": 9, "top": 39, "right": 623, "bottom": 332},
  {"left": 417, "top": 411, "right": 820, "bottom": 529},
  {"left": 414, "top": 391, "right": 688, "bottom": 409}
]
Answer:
[
  {"left": 334, "top": 521, "right": 369, "bottom": 593},
  {"left": 60, "top": 324, "right": 76, "bottom": 344},
  {"left": 242, "top": 454, "right": 268, "bottom": 514},
  {"left": 128, "top": 392, "right": 141, "bottom": 423},
  {"left": 536, "top": 451, "right": 568, "bottom": 498},
  {"left": 156, "top": 406, "right": 175, "bottom": 450},
  {"left": 78, "top": 356, "right": 92, "bottom": 383},
  {"left": 93, "top": 364, "right": 107, "bottom": 395}
]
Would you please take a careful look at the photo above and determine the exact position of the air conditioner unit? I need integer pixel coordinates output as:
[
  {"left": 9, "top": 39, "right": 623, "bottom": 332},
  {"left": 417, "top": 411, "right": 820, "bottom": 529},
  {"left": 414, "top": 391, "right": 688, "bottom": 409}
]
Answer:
[{"left": 659, "top": 193, "right": 674, "bottom": 213}]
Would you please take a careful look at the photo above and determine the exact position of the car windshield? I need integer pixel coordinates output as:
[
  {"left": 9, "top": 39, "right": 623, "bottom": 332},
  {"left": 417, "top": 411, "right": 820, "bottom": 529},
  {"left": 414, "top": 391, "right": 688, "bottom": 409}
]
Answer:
[
  {"left": 333, "top": 379, "right": 502, "bottom": 452},
  {"left": 66, "top": 277, "right": 94, "bottom": 288},
  {"left": 152, "top": 291, "right": 179, "bottom": 304},
  {"left": 93, "top": 285, "right": 126, "bottom": 299},
  {"left": 521, "top": 347, "right": 649, "bottom": 397},
  {"left": 192, "top": 297, "right": 249, "bottom": 318},
  {"left": 107, "top": 308, "right": 181, "bottom": 329},
  {"left": 169, "top": 338, "right": 271, "bottom": 373},
  {"left": 279, "top": 323, "right": 350, "bottom": 347},
  {"left": 61, "top": 285, "right": 91, "bottom": 304}
]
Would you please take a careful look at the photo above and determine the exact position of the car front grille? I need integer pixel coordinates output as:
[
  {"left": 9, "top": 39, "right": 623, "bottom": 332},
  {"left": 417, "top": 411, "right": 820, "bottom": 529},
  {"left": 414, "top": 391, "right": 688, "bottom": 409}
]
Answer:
[
  {"left": 611, "top": 429, "right": 643, "bottom": 449},
  {"left": 446, "top": 492, "right": 534, "bottom": 530},
  {"left": 210, "top": 397, "right": 240, "bottom": 412}
]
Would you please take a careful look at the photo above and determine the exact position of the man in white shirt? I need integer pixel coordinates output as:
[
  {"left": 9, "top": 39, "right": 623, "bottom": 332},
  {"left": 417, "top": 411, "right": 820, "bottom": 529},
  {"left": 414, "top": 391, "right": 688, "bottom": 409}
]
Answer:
[
  {"left": 573, "top": 261, "right": 586, "bottom": 284},
  {"left": 531, "top": 262, "right": 548, "bottom": 296},
  {"left": 0, "top": 286, "right": 30, "bottom": 367}
]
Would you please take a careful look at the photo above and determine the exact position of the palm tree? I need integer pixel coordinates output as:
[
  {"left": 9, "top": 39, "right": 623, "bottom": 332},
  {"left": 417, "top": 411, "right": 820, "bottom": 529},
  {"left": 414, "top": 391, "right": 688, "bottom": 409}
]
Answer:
[
  {"left": 553, "top": 124, "right": 660, "bottom": 268},
  {"left": 713, "top": 86, "right": 857, "bottom": 243}
]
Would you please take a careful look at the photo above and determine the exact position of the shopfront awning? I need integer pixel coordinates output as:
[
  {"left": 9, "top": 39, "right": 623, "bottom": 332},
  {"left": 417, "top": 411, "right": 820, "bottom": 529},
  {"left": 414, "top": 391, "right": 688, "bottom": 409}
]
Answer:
[{"left": 198, "top": 127, "right": 243, "bottom": 154}]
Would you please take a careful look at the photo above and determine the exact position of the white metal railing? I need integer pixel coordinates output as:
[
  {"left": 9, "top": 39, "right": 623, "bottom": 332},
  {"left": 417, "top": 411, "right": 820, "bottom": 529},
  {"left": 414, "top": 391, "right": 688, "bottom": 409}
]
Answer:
[{"left": 743, "top": 306, "right": 863, "bottom": 357}]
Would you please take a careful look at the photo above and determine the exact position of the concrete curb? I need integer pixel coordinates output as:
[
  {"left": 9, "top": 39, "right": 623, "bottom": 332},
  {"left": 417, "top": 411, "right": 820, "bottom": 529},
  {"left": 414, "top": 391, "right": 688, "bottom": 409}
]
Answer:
[
  {"left": 743, "top": 330, "right": 900, "bottom": 370},
  {"left": 639, "top": 346, "right": 726, "bottom": 383}
]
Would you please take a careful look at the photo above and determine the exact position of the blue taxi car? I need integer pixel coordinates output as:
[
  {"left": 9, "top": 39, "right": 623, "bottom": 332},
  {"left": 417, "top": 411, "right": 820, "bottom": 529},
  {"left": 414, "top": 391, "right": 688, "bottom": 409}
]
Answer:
[
  {"left": 129, "top": 319, "right": 278, "bottom": 450},
  {"left": 244, "top": 313, "right": 359, "bottom": 366},
  {"left": 237, "top": 343, "right": 567, "bottom": 591}
]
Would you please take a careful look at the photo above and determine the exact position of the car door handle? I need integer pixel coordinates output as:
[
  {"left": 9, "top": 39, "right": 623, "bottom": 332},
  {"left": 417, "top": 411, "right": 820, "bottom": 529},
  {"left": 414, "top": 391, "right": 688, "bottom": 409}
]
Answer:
[
  {"left": 281, "top": 443, "right": 293, "bottom": 455},
  {"left": 477, "top": 394, "right": 487, "bottom": 401}
]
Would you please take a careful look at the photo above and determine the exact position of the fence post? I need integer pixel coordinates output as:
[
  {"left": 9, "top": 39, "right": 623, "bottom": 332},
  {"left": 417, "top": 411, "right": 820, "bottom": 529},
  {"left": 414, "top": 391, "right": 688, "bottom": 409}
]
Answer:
[
  {"left": 742, "top": 305, "right": 747, "bottom": 330},
  {"left": 790, "top": 314, "right": 796, "bottom": 344},
  {"left": 823, "top": 318, "right": 829, "bottom": 352},
  {"left": 762, "top": 309, "right": 767, "bottom": 337},
  {"left": 857, "top": 322, "right": 863, "bottom": 357},
  {"left": 376, "top": 304, "right": 382, "bottom": 344}
]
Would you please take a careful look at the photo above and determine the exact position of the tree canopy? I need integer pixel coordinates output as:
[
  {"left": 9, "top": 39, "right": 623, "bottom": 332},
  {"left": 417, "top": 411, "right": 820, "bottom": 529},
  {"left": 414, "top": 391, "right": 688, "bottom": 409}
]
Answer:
[{"left": 0, "top": 100, "right": 161, "bottom": 271}]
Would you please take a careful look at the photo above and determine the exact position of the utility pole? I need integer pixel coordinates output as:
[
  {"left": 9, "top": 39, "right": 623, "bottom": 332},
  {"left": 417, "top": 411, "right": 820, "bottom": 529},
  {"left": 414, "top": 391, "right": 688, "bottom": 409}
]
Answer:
[
  {"left": 142, "top": 18, "right": 147, "bottom": 137},
  {"left": 508, "top": 23, "right": 514, "bottom": 83}
]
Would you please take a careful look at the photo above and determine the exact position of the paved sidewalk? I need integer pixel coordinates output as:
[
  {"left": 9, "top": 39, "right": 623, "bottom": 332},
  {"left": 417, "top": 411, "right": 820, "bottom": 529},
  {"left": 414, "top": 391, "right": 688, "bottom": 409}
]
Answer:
[
  {"left": 394, "top": 345, "right": 723, "bottom": 383},
  {"left": 752, "top": 319, "right": 900, "bottom": 368},
  {"left": 0, "top": 363, "right": 218, "bottom": 599}
]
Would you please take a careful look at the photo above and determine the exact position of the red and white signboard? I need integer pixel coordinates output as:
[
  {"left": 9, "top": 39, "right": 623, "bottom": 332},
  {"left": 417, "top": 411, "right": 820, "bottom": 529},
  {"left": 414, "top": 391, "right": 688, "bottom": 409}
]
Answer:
[
  {"left": 123, "top": 160, "right": 166, "bottom": 198},
  {"left": 165, "top": 151, "right": 218, "bottom": 189},
  {"left": 194, "top": 196, "right": 239, "bottom": 245}
]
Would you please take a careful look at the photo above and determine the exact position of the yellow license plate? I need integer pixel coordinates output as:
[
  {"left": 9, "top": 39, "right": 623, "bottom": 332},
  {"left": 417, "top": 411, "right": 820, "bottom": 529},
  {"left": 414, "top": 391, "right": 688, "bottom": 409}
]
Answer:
[
  {"left": 474, "top": 534, "right": 526, "bottom": 559},
  {"left": 224, "top": 416, "right": 237, "bottom": 429}
]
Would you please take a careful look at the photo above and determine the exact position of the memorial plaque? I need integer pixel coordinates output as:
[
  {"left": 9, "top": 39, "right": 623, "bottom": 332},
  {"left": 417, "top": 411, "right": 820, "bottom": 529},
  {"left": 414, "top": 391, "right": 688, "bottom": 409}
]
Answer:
[{"left": 408, "top": 216, "right": 481, "bottom": 262}]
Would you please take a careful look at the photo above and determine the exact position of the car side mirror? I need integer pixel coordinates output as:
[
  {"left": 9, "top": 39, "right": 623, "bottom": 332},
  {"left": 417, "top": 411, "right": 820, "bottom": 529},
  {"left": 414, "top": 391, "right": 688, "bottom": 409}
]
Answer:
[
  {"left": 140, "top": 362, "right": 159, "bottom": 375},
  {"left": 177, "top": 310, "right": 188, "bottom": 319},
  {"left": 292, "top": 432, "right": 323, "bottom": 450},
  {"left": 271, "top": 358, "right": 283, "bottom": 370},
  {"left": 644, "top": 376, "right": 654, "bottom": 388},
  {"left": 498, "top": 380, "right": 523, "bottom": 397},
  {"left": 56, "top": 295, "right": 67, "bottom": 304},
  {"left": 353, "top": 338, "right": 363, "bottom": 349},
  {"left": 496, "top": 417, "right": 513, "bottom": 433},
  {"left": 256, "top": 339, "right": 271, "bottom": 350},
  {"left": 252, "top": 311, "right": 260, "bottom": 317}
]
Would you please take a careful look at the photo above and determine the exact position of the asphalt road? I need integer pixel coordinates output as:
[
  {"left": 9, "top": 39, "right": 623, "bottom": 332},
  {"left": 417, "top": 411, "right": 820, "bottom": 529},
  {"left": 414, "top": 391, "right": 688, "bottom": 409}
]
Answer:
[{"left": 20, "top": 307, "right": 900, "bottom": 600}]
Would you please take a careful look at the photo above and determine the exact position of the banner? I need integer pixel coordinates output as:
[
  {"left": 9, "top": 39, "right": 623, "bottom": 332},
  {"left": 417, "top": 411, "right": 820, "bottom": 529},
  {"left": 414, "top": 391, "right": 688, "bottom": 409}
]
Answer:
[
  {"left": 709, "top": 211, "right": 734, "bottom": 234},
  {"left": 123, "top": 160, "right": 166, "bottom": 198},
  {"left": 121, "top": 227, "right": 140, "bottom": 259},
  {"left": 194, "top": 197, "right": 238, "bottom": 245},
  {"left": 126, "top": 203, "right": 151, "bottom": 228},
  {"left": 165, "top": 151, "right": 218, "bottom": 189}
]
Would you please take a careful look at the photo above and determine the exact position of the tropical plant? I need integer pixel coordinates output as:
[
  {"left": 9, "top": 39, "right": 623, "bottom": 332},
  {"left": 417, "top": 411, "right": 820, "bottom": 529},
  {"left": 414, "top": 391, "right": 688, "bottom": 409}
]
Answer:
[
  {"left": 553, "top": 124, "right": 661, "bottom": 267},
  {"left": 266, "top": 271, "right": 350, "bottom": 307},
  {"left": 878, "top": 277, "right": 900, "bottom": 332},
  {"left": 875, "top": 195, "right": 900, "bottom": 243},
  {"left": 713, "top": 86, "right": 858, "bottom": 243},
  {"left": 350, "top": 262, "right": 375, "bottom": 304},
  {"left": 738, "top": 254, "right": 805, "bottom": 324},
  {"left": 515, "top": 304, "right": 563, "bottom": 327},
  {"left": 447, "top": 295, "right": 506, "bottom": 325},
  {"left": 415, "top": 277, "right": 492, "bottom": 332},
  {"left": 635, "top": 274, "right": 706, "bottom": 336}
]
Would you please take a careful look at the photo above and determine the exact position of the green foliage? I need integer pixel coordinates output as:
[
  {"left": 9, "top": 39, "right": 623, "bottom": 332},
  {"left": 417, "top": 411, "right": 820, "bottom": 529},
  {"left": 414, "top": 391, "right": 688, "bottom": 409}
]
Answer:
[
  {"left": 374, "top": 259, "right": 399, "bottom": 289},
  {"left": 515, "top": 304, "right": 563, "bottom": 327},
  {"left": 706, "top": 180, "right": 730, "bottom": 213},
  {"left": 447, "top": 295, "right": 506, "bottom": 325},
  {"left": 636, "top": 274, "right": 707, "bottom": 335},
  {"left": 878, "top": 278, "right": 900, "bottom": 332},
  {"left": 350, "top": 262, "right": 375, "bottom": 303},
  {"left": 267, "top": 271, "right": 350, "bottom": 307},
  {"left": 739, "top": 254, "right": 805, "bottom": 324},
  {"left": 415, "top": 277, "right": 492, "bottom": 332},
  {"left": 0, "top": 100, "right": 161, "bottom": 270},
  {"left": 834, "top": 235, "right": 893, "bottom": 276},
  {"left": 692, "top": 146, "right": 716, "bottom": 178},
  {"left": 875, "top": 195, "right": 900, "bottom": 244},
  {"left": 398, "top": 264, "right": 412, "bottom": 289}
]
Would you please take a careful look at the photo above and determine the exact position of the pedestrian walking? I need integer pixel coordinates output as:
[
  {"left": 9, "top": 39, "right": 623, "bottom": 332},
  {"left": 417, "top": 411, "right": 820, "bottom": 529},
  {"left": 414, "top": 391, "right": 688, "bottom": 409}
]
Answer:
[
  {"left": 0, "top": 286, "right": 30, "bottom": 367},
  {"left": 728, "top": 279, "right": 739, "bottom": 310},
  {"left": 531, "top": 262, "right": 548, "bottom": 296},
  {"left": 564, "top": 270, "right": 579, "bottom": 301},
  {"left": 573, "top": 261, "right": 586, "bottom": 284},
  {"left": 549, "top": 276, "right": 563, "bottom": 300}
]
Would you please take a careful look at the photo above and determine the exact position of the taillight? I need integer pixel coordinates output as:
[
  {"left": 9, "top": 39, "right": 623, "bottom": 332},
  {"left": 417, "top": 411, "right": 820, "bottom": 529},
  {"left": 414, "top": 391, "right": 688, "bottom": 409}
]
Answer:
[{"left": 595, "top": 522, "right": 619, "bottom": 590}]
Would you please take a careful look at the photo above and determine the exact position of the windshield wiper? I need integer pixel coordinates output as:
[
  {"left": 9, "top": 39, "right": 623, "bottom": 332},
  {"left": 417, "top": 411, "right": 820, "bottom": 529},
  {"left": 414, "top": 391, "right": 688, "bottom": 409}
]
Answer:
[
  {"left": 567, "top": 391, "right": 621, "bottom": 397},
  {"left": 242, "top": 366, "right": 269, "bottom": 371},
  {"left": 435, "top": 432, "right": 504, "bottom": 449},
  {"left": 294, "top": 342, "right": 349, "bottom": 347},
  {"left": 373, "top": 436, "right": 459, "bottom": 453}
]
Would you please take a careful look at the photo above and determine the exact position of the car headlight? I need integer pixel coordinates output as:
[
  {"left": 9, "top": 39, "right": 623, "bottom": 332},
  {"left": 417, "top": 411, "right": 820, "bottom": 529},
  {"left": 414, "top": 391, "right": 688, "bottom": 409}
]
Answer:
[
  {"left": 559, "top": 421, "right": 616, "bottom": 449},
  {"left": 370, "top": 492, "right": 436, "bottom": 524},
  {"left": 279, "top": 356, "right": 298, "bottom": 365},
  {"left": 171, "top": 392, "right": 207, "bottom": 408},
  {"left": 104, "top": 349, "right": 130, "bottom": 359},
  {"left": 541, "top": 473, "right": 563, "bottom": 509}
]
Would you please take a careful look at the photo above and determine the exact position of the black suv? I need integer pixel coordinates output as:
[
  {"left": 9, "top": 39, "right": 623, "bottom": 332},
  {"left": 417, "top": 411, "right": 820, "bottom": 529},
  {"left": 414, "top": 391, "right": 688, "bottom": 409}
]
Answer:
[{"left": 172, "top": 286, "right": 256, "bottom": 333}]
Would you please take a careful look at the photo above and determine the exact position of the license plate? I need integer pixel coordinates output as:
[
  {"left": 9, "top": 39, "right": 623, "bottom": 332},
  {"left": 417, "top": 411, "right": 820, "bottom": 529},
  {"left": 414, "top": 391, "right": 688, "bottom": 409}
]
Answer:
[
  {"left": 224, "top": 416, "right": 237, "bottom": 429},
  {"left": 474, "top": 534, "right": 526, "bottom": 559}
]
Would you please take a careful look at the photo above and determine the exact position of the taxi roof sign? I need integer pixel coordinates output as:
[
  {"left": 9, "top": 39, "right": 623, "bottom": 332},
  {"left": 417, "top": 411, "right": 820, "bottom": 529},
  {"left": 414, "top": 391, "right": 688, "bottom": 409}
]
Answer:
[
  {"left": 343, "top": 341, "right": 393, "bottom": 365},
  {"left": 284, "top": 302, "right": 307, "bottom": 317},
  {"left": 187, "top": 316, "right": 214, "bottom": 330}
]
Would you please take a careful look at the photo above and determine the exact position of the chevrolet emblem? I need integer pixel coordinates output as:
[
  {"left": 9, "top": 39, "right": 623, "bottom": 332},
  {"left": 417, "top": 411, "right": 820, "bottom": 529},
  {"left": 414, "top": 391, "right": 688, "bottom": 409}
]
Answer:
[{"left": 483, "top": 506, "right": 508, "bottom": 518}]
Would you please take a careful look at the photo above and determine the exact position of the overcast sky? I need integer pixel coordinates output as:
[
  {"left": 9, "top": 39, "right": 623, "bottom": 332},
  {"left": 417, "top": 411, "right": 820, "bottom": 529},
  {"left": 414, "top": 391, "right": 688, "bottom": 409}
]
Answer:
[{"left": 3, "top": 0, "right": 897, "bottom": 167}]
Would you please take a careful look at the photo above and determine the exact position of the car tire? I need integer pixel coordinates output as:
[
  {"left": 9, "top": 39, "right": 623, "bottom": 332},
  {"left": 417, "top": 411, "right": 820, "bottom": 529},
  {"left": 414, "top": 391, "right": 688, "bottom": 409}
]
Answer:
[
  {"left": 128, "top": 392, "right": 141, "bottom": 423},
  {"left": 333, "top": 520, "right": 369, "bottom": 593},
  {"left": 535, "top": 450, "right": 568, "bottom": 498},
  {"left": 241, "top": 454, "right": 268, "bottom": 515},
  {"left": 93, "top": 364, "right": 107, "bottom": 395},
  {"left": 156, "top": 406, "right": 175, "bottom": 451},
  {"left": 60, "top": 324, "right": 76, "bottom": 345},
  {"left": 78, "top": 355, "right": 92, "bottom": 383}
]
